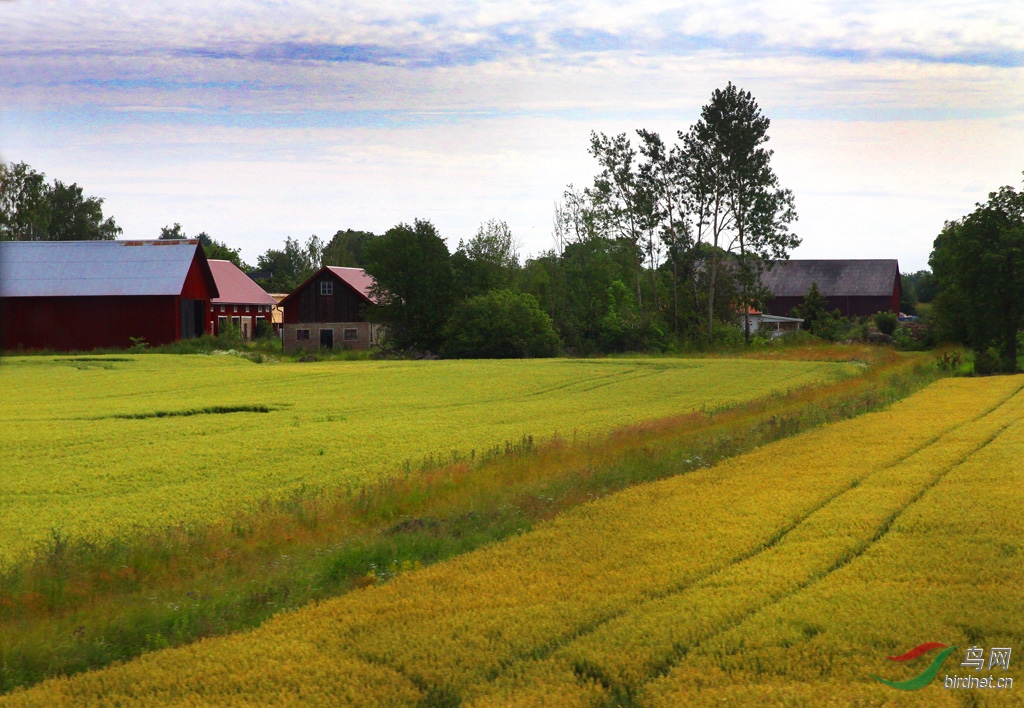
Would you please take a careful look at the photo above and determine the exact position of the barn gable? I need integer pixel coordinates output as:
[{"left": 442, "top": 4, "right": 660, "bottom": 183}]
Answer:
[
  {"left": 279, "top": 266, "right": 376, "bottom": 325},
  {"left": 278, "top": 266, "right": 379, "bottom": 352}
]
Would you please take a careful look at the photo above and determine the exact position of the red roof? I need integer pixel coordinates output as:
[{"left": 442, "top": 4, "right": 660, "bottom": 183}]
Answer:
[
  {"left": 208, "top": 260, "right": 278, "bottom": 306},
  {"left": 325, "top": 266, "right": 377, "bottom": 303}
]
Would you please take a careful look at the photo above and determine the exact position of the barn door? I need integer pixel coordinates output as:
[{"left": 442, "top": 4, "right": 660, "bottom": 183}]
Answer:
[
  {"left": 179, "top": 299, "right": 202, "bottom": 339},
  {"left": 320, "top": 329, "right": 333, "bottom": 350}
]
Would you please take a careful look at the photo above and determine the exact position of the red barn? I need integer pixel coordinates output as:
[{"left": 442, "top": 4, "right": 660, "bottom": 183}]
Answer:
[
  {"left": 761, "top": 259, "right": 901, "bottom": 318},
  {"left": 279, "top": 266, "right": 379, "bottom": 351},
  {"left": 206, "top": 259, "right": 278, "bottom": 340},
  {"left": 0, "top": 239, "right": 218, "bottom": 351}
]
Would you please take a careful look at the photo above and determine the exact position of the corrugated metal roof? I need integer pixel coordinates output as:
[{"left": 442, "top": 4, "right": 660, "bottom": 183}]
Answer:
[
  {"left": 209, "top": 259, "right": 278, "bottom": 306},
  {"left": 761, "top": 259, "right": 900, "bottom": 298},
  {"left": 325, "top": 266, "right": 377, "bottom": 303},
  {"left": 0, "top": 239, "right": 203, "bottom": 297}
]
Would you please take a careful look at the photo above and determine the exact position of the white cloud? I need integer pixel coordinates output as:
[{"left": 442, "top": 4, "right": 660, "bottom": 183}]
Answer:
[{"left": 1, "top": 1, "right": 1022, "bottom": 270}]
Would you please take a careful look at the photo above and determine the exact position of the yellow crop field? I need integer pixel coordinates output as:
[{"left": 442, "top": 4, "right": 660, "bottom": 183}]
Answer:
[
  {"left": 5, "top": 375, "right": 1022, "bottom": 707},
  {"left": 0, "top": 354, "right": 854, "bottom": 567}
]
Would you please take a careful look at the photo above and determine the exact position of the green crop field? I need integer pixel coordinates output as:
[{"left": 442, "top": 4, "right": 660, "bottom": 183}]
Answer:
[
  {"left": 4, "top": 374, "right": 1021, "bottom": 707},
  {"left": 0, "top": 354, "right": 856, "bottom": 567}
]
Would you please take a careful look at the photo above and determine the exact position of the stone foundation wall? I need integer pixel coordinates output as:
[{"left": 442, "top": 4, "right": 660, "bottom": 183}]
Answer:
[{"left": 283, "top": 322, "right": 377, "bottom": 352}]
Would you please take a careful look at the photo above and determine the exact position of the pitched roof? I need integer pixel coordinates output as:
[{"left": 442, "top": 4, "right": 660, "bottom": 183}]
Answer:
[
  {"left": 325, "top": 266, "right": 376, "bottom": 303},
  {"left": 208, "top": 259, "right": 277, "bottom": 306},
  {"left": 761, "top": 259, "right": 900, "bottom": 298},
  {"left": 278, "top": 266, "right": 378, "bottom": 307},
  {"left": 0, "top": 239, "right": 214, "bottom": 298}
]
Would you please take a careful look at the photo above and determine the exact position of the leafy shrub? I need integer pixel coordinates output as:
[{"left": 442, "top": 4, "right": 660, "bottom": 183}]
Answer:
[
  {"left": 792, "top": 282, "right": 845, "bottom": 340},
  {"left": 710, "top": 320, "right": 744, "bottom": 348},
  {"left": 128, "top": 336, "right": 149, "bottom": 352},
  {"left": 218, "top": 319, "right": 241, "bottom": 342},
  {"left": 441, "top": 289, "right": 561, "bottom": 358},
  {"left": 599, "top": 280, "right": 667, "bottom": 352},
  {"left": 254, "top": 319, "right": 275, "bottom": 340},
  {"left": 874, "top": 311, "right": 898, "bottom": 336}
]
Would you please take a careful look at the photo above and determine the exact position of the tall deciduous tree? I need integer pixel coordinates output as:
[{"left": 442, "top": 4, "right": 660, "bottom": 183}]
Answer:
[
  {"left": 46, "top": 180, "right": 121, "bottom": 241},
  {"left": 636, "top": 129, "right": 691, "bottom": 335},
  {"left": 0, "top": 162, "right": 51, "bottom": 240},
  {"left": 587, "top": 132, "right": 652, "bottom": 307},
  {"left": 158, "top": 223, "right": 187, "bottom": 240},
  {"left": 321, "top": 229, "right": 379, "bottom": 267},
  {"left": 682, "top": 83, "right": 798, "bottom": 341},
  {"left": 1, "top": 163, "right": 120, "bottom": 241},
  {"left": 930, "top": 184, "right": 1024, "bottom": 373},
  {"left": 196, "top": 233, "right": 249, "bottom": 270},
  {"left": 254, "top": 236, "right": 320, "bottom": 293},
  {"left": 452, "top": 219, "right": 520, "bottom": 298},
  {"left": 363, "top": 219, "right": 455, "bottom": 352},
  {"left": 160, "top": 223, "right": 250, "bottom": 269}
]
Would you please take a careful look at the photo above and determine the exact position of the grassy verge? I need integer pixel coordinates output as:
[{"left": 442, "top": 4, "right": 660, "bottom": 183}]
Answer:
[
  {"left": 0, "top": 347, "right": 940, "bottom": 694},
  {"left": 1, "top": 334, "right": 375, "bottom": 363}
]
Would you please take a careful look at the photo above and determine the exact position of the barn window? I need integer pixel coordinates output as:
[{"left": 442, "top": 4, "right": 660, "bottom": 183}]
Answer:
[
  {"left": 218, "top": 316, "right": 228, "bottom": 332},
  {"left": 296, "top": 329, "right": 310, "bottom": 341},
  {"left": 344, "top": 328, "right": 358, "bottom": 341},
  {"left": 220, "top": 305, "right": 225, "bottom": 313},
  {"left": 245, "top": 305, "right": 250, "bottom": 312},
  {"left": 320, "top": 281, "right": 333, "bottom": 296}
]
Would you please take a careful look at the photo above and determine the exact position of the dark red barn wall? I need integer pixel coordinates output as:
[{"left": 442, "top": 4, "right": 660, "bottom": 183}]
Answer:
[
  {"left": 765, "top": 295, "right": 897, "bottom": 318},
  {"left": 207, "top": 304, "right": 272, "bottom": 338},
  {"left": 179, "top": 250, "right": 218, "bottom": 337},
  {"left": 181, "top": 252, "right": 217, "bottom": 300},
  {"left": 1, "top": 296, "right": 179, "bottom": 351},
  {"left": 283, "top": 272, "right": 367, "bottom": 324}
]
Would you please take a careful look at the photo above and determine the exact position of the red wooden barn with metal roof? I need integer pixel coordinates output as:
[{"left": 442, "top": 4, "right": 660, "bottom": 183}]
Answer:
[
  {"left": 0, "top": 239, "right": 218, "bottom": 351},
  {"left": 761, "top": 259, "right": 902, "bottom": 318},
  {"left": 206, "top": 259, "right": 278, "bottom": 340},
  {"left": 278, "top": 266, "right": 379, "bottom": 351}
]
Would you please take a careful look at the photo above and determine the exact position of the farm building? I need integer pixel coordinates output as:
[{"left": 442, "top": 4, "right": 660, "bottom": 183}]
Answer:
[
  {"left": 745, "top": 309, "right": 804, "bottom": 336},
  {"left": 761, "top": 259, "right": 901, "bottom": 318},
  {"left": 0, "top": 239, "right": 218, "bottom": 351},
  {"left": 269, "top": 293, "right": 287, "bottom": 334},
  {"left": 279, "top": 266, "right": 380, "bottom": 351},
  {"left": 206, "top": 259, "right": 278, "bottom": 340}
]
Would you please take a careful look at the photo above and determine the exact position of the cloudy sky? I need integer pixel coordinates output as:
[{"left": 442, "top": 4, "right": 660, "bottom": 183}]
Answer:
[{"left": 2, "top": 1, "right": 1023, "bottom": 270}]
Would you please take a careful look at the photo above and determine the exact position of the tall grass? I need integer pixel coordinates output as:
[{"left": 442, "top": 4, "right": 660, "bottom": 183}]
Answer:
[{"left": 0, "top": 347, "right": 939, "bottom": 694}]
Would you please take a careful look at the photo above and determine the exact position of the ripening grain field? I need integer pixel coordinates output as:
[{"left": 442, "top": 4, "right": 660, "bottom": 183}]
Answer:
[
  {"left": 0, "top": 354, "right": 856, "bottom": 567},
  {"left": 4, "top": 375, "right": 1021, "bottom": 707}
]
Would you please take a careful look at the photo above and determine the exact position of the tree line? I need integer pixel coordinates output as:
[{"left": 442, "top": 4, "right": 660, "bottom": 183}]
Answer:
[
  {"left": 239, "top": 84, "right": 802, "bottom": 356},
  {"left": 929, "top": 179, "right": 1024, "bottom": 374},
  {"left": 2, "top": 84, "right": 810, "bottom": 357}
]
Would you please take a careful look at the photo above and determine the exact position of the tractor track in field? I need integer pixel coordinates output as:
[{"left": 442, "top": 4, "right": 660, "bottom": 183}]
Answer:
[
  {"left": 616, "top": 386, "right": 1024, "bottom": 705},
  {"left": 340, "top": 381, "right": 1024, "bottom": 707}
]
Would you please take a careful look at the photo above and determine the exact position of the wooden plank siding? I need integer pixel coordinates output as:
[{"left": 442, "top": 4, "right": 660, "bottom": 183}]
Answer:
[{"left": 283, "top": 272, "right": 367, "bottom": 324}]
